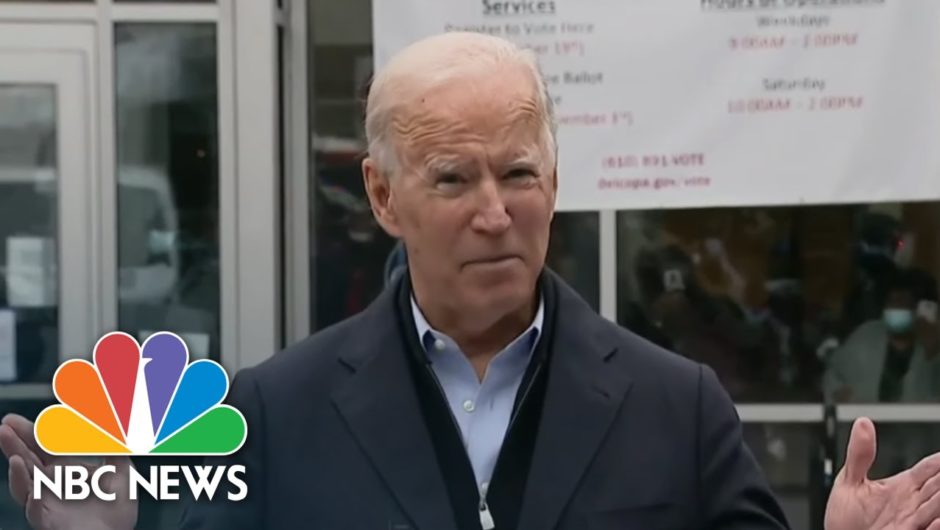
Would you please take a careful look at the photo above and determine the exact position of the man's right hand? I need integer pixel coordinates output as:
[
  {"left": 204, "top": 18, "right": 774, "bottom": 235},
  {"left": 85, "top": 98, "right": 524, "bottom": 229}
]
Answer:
[{"left": 0, "top": 414, "right": 138, "bottom": 530}]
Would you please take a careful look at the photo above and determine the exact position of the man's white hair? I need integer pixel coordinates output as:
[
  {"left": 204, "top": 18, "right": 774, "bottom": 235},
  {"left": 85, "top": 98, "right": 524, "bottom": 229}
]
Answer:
[{"left": 365, "top": 32, "right": 557, "bottom": 174}]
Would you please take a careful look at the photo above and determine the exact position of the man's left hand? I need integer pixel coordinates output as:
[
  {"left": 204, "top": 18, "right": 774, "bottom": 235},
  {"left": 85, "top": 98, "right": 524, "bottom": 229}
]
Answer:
[{"left": 825, "top": 418, "right": 940, "bottom": 530}]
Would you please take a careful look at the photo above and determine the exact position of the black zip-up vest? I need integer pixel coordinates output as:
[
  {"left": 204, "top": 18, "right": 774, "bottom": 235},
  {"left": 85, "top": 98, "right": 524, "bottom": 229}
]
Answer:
[{"left": 394, "top": 273, "right": 557, "bottom": 530}]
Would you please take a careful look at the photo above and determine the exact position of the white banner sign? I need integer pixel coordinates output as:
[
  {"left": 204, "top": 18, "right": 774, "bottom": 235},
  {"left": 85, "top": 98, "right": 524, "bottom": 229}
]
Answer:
[{"left": 374, "top": 0, "right": 940, "bottom": 211}]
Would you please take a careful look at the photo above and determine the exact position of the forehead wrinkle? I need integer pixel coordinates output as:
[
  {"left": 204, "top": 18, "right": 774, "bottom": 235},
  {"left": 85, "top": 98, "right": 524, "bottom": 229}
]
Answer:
[
  {"left": 390, "top": 78, "right": 549, "bottom": 171},
  {"left": 503, "top": 145, "right": 540, "bottom": 165},
  {"left": 405, "top": 129, "right": 487, "bottom": 170},
  {"left": 492, "top": 109, "right": 551, "bottom": 167},
  {"left": 395, "top": 113, "right": 489, "bottom": 168},
  {"left": 406, "top": 75, "right": 540, "bottom": 138},
  {"left": 392, "top": 110, "right": 452, "bottom": 147},
  {"left": 494, "top": 99, "right": 544, "bottom": 145},
  {"left": 423, "top": 152, "right": 468, "bottom": 173},
  {"left": 506, "top": 96, "right": 540, "bottom": 122}
]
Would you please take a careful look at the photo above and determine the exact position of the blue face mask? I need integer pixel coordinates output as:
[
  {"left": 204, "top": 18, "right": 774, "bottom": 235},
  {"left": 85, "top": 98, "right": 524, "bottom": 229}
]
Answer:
[{"left": 883, "top": 308, "right": 914, "bottom": 333}]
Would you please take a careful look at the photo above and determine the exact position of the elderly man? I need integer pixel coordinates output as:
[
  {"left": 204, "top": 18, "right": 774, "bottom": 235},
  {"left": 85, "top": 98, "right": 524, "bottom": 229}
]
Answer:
[{"left": 4, "top": 31, "right": 940, "bottom": 530}]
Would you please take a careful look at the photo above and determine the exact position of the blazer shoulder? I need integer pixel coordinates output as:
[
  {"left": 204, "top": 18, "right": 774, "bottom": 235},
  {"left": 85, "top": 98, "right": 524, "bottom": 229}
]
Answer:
[
  {"left": 234, "top": 311, "right": 372, "bottom": 395},
  {"left": 552, "top": 273, "right": 701, "bottom": 390},
  {"left": 609, "top": 316, "right": 698, "bottom": 367},
  {"left": 600, "top": 316, "right": 703, "bottom": 395}
]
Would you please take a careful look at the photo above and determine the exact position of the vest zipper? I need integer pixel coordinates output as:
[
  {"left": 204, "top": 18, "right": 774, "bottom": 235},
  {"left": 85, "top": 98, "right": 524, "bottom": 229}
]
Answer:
[
  {"left": 479, "top": 481, "right": 495, "bottom": 529},
  {"left": 423, "top": 364, "right": 496, "bottom": 528},
  {"left": 423, "top": 358, "right": 544, "bottom": 530}
]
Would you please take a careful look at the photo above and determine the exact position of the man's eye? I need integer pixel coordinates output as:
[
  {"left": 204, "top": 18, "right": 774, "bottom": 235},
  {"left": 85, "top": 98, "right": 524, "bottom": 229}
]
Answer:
[
  {"left": 435, "top": 173, "right": 464, "bottom": 185},
  {"left": 505, "top": 168, "right": 536, "bottom": 179}
]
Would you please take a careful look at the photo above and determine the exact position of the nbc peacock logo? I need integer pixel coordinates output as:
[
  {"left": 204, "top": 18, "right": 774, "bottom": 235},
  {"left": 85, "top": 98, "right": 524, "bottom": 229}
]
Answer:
[{"left": 34, "top": 331, "right": 247, "bottom": 456}]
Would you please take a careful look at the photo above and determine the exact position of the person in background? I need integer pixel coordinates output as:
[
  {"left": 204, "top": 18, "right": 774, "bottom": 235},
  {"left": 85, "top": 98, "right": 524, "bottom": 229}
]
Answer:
[
  {"left": 841, "top": 212, "right": 904, "bottom": 337},
  {"left": 636, "top": 245, "right": 762, "bottom": 398},
  {"left": 827, "top": 268, "right": 940, "bottom": 477},
  {"left": 826, "top": 269, "right": 940, "bottom": 404}
]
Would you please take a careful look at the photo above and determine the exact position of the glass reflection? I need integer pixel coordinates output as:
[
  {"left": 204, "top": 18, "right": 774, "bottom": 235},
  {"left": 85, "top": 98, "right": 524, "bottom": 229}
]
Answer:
[
  {"left": 547, "top": 212, "right": 599, "bottom": 310},
  {"left": 743, "top": 423, "right": 822, "bottom": 530},
  {"left": 115, "top": 24, "right": 219, "bottom": 360},
  {"left": 618, "top": 204, "right": 940, "bottom": 403},
  {"left": 0, "top": 85, "right": 59, "bottom": 383}
]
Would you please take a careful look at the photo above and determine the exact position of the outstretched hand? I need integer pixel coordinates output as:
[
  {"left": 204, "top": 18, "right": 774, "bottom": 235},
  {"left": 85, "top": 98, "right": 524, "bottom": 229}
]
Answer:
[
  {"left": 825, "top": 417, "right": 940, "bottom": 530},
  {"left": 1, "top": 414, "right": 138, "bottom": 530}
]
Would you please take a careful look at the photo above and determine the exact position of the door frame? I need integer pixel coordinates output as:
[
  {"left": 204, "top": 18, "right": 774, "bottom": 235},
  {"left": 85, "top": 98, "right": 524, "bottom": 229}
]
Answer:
[
  {"left": 0, "top": 1, "right": 286, "bottom": 380},
  {"left": 0, "top": 24, "right": 99, "bottom": 397}
]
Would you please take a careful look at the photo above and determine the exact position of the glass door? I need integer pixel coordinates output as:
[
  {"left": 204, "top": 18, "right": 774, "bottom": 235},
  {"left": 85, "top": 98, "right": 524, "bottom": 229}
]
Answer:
[{"left": 0, "top": 27, "right": 97, "bottom": 393}]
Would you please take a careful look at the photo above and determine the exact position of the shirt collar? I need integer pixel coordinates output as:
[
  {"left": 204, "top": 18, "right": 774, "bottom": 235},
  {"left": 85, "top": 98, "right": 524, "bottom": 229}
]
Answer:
[{"left": 410, "top": 293, "right": 544, "bottom": 357}]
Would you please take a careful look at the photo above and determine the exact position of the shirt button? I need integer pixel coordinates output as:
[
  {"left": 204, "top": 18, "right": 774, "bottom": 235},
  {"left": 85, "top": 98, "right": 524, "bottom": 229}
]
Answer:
[
  {"left": 433, "top": 338, "right": 446, "bottom": 352},
  {"left": 463, "top": 399, "right": 476, "bottom": 413}
]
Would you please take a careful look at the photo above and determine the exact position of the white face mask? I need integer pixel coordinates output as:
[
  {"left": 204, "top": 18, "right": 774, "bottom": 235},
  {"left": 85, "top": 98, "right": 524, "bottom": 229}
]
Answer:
[
  {"left": 894, "top": 232, "right": 916, "bottom": 268},
  {"left": 883, "top": 308, "right": 914, "bottom": 334}
]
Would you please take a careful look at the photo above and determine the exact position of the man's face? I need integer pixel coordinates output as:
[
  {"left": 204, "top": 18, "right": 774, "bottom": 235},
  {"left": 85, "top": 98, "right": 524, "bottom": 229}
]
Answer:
[{"left": 365, "top": 65, "right": 557, "bottom": 321}]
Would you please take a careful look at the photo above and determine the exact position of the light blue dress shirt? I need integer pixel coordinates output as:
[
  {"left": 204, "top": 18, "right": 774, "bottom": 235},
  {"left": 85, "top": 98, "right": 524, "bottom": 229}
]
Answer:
[{"left": 411, "top": 296, "right": 544, "bottom": 492}]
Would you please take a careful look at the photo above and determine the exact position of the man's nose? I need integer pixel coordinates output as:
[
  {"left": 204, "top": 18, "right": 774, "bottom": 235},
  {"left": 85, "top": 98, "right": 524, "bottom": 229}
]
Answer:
[{"left": 470, "top": 178, "right": 511, "bottom": 234}]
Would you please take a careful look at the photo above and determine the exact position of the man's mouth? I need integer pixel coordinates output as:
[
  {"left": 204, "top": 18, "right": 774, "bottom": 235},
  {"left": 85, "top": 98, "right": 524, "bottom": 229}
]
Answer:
[{"left": 463, "top": 254, "right": 520, "bottom": 267}]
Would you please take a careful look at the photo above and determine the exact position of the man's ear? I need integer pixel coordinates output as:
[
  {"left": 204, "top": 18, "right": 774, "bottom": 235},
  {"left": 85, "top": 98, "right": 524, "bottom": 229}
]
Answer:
[{"left": 362, "top": 157, "right": 402, "bottom": 238}]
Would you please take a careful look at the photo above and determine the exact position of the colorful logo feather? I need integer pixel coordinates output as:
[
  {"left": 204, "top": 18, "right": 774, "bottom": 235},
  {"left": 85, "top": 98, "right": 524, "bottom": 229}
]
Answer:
[{"left": 34, "top": 332, "right": 247, "bottom": 455}]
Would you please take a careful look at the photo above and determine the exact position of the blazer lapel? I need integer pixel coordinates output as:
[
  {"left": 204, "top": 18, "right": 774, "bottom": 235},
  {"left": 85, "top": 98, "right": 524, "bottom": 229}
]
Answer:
[
  {"left": 331, "top": 286, "right": 459, "bottom": 530},
  {"left": 517, "top": 275, "right": 634, "bottom": 530}
]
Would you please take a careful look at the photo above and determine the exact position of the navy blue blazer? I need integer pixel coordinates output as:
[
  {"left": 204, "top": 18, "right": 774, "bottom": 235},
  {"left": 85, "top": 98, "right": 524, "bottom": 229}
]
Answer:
[{"left": 180, "top": 271, "right": 789, "bottom": 529}]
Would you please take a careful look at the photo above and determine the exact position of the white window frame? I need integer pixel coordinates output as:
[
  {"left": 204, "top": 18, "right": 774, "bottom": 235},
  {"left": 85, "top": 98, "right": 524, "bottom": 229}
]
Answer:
[
  {"left": 0, "top": 0, "right": 284, "bottom": 381},
  {"left": 0, "top": 24, "right": 98, "bottom": 399},
  {"left": 283, "top": 0, "right": 311, "bottom": 345}
]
